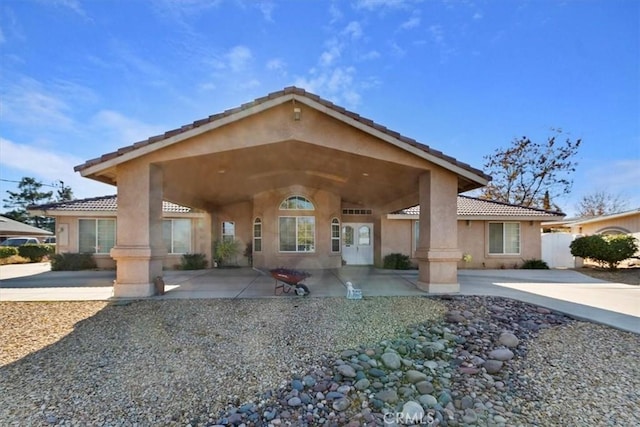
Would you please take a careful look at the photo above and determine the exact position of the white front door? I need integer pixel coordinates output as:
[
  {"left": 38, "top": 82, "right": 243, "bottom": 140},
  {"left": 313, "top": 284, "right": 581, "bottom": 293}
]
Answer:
[{"left": 342, "top": 223, "right": 374, "bottom": 265}]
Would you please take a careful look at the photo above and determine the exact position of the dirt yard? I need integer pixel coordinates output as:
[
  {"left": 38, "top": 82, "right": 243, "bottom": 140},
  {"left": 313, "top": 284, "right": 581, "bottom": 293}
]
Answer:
[{"left": 576, "top": 266, "right": 640, "bottom": 286}]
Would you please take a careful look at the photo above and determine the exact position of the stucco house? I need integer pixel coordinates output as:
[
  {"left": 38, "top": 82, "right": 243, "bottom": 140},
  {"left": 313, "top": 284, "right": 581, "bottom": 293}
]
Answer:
[
  {"left": 30, "top": 193, "right": 564, "bottom": 274},
  {"left": 543, "top": 208, "right": 640, "bottom": 236},
  {"left": 386, "top": 195, "right": 564, "bottom": 269},
  {"left": 29, "top": 87, "right": 562, "bottom": 297}
]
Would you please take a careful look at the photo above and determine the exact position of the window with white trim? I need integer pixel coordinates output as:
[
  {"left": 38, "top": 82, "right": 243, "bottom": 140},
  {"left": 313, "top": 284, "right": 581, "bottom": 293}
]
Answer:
[
  {"left": 253, "top": 218, "right": 262, "bottom": 252},
  {"left": 163, "top": 219, "right": 191, "bottom": 254},
  {"left": 279, "top": 217, "right": 315, "bottom": 252},
  {"left": 331, "top": 218, "right": 340, "bottom": 252},
  {"left": 489, "top": 222, "right": 520, "bottom": 254},
  {"left": 278, "top": 195, "right": 315, "bottom": 253},
  {"left": 79, "top": 219, "right": 116, "bottom": 254},
  {"left": 280, "top": 195, "right": 314, "bottom": 210},
  {"left": 222, "top": 221, "right": 235, "bottom": 243}
]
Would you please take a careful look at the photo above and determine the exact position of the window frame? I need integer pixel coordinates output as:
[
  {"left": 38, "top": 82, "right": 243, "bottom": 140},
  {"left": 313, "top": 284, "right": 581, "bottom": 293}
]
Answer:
[
  {"left": 278, "top": 216, "right": 316, "bottom": 253},
  {"left": 253, "top": 218, "right": 262, "bottom": 252},
  {"left": 279, "top": 195, "right": 315, "bottom": 211},
  {"left": 331, "top": 218, "right": 341, "bottom": 253},
  {"left": 222, "top": 221, "right": 235, "bottom": 243},
  {"left": 488, "top": 222, "right": 521, "bottom": 255},
  {"left": 78, "top": 218, "right": 116, "bottom": 254},
  {"left": 163, "top": 218, "right": 192, "bottom": 254}
]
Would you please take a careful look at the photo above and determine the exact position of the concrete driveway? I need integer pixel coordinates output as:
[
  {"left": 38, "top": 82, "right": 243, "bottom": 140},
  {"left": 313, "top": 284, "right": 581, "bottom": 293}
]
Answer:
[{"left": 1, "top": 263, "right": 638, "bottom": 333}]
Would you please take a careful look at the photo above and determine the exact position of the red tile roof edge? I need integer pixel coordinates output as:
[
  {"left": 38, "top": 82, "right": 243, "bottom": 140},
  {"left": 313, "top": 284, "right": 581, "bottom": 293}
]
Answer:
[{"left": 74, "top": 86, "right": 491, "bottom": 182}]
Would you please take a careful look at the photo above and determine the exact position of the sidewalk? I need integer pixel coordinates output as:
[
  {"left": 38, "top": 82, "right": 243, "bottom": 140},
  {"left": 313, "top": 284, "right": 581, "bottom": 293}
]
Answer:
[{"left": 1, "top": 264, "right": 638, "bottom": 333}]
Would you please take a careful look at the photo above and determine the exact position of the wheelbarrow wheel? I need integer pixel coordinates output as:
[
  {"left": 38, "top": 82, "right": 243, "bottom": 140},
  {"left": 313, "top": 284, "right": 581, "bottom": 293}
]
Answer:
[{"left": 295, "top": 284, "right": 310, "bottom": 296}]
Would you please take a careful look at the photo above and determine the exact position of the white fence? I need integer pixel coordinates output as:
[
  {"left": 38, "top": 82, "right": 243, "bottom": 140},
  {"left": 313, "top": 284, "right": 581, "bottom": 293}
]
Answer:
[{"left": 541, "top": 232, "right": 580, "bottom": 269}]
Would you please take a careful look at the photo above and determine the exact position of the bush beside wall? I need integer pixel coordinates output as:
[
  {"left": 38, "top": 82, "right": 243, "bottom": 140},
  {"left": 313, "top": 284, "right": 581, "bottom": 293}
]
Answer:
[
  {"left": 383, "top": 253, "right": 412, "bottom": 270},
  {"left": 180, "top": 253, "right": 208, "bottom": 270},
  {"left": 50, "top": 253, "right": 98, "bottom": 271},
  {"left": 17, "top": 244, "right": 55, "bottom": 262}
]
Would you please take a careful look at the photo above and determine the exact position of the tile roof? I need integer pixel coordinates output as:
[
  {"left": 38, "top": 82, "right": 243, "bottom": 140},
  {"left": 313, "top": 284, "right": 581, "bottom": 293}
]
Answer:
[
  {"left": 395, "top": 195, "right": 565, "bottom": 218},
  {"left": 29, "top": 195, "right": 192, "bottom": 213},
  {"left": 75, "top": 87, "right": 491, "bottom": 184}
]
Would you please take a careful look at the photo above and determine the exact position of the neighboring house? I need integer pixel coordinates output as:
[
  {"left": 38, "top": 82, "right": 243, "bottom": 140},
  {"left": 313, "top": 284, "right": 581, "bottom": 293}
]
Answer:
[
  {"left": 29, "top": 196, "right": 207, "bottom": 269},
  {"left": 385, "top": 195, "right": 564, "bottom": 269},
  {"left": 51, "top": 87, "right": 499, "bottom": 297},
  {"left": 541, "top": 208, "right": 640, "bottom": 268},
  {"left": 0, "top": 215, "right": 53, "bottom": 243},
  {"left": 543, "top": 208, "right": 640, "bottom": 236}
]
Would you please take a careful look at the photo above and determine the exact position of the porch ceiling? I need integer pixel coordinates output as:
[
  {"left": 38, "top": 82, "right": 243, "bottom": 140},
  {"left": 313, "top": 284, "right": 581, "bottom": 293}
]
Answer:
[{"left": 161, "top": 140, "right": 423, "bottom": 210}]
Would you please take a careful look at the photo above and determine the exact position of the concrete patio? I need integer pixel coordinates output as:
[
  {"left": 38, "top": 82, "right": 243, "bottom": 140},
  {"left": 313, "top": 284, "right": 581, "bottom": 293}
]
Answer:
[{"left": 1, "top": 264, "right": 638, "bottom": 334}]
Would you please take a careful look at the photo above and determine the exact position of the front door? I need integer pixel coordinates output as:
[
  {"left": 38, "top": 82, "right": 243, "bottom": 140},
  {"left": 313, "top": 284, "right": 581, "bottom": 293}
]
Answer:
[{"left": 342, "top": 223, "right": 374, "bottom": 265}]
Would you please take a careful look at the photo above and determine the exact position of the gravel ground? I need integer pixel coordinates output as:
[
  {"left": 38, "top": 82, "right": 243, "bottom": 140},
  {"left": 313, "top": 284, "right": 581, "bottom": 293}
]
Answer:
[{"left": 1, "top": 297, "right": 638, "bottom": 426}]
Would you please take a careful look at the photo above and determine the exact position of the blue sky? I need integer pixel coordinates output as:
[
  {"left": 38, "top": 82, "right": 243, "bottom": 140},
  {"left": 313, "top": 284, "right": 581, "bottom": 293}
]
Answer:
[{"left": 1, "top": 0, "right": 638, "bottom": 216}]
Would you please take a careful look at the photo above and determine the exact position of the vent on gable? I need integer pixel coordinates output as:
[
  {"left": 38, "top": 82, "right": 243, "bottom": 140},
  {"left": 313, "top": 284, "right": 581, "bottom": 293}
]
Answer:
[{"left": 342, "top": 208, "right": 372, "bottom": 215}]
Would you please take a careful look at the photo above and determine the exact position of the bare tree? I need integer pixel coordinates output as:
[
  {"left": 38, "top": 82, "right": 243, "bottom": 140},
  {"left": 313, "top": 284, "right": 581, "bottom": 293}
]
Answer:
[
  {"left": 480, "top": 129, "right": 581, "bottom": 210},
  {"left": 575, "top": 191, "right": 629, "bottom": 217}
]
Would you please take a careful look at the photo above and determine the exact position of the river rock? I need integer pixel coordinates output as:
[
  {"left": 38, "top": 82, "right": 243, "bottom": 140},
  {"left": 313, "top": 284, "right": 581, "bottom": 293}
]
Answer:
[
  {"left": 498, "top": 332, "right": 520, "bottom": 348},
  {"left": 381, "top": 352, "right": 402, "bottom": 369},
  {"left": 488, "top": 348, "right": 515, "bottom": 361}
]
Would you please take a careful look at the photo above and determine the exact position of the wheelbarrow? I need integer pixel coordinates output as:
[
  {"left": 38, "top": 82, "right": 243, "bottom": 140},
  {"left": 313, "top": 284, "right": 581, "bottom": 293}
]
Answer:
[{"left": 270, "top": 268, "right": 311, "bottom": 296}]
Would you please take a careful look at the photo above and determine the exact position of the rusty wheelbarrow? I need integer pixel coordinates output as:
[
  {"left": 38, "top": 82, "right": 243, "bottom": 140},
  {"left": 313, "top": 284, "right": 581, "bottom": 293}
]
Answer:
[{"left": 270, "top": 268, "right": 311, "bottom": 296}]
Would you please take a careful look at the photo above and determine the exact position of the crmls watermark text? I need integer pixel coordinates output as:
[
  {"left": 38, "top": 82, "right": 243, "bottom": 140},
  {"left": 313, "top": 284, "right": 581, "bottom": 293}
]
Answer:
[{"left": 383, "top": 410, "right": 436, "bottom": 425}]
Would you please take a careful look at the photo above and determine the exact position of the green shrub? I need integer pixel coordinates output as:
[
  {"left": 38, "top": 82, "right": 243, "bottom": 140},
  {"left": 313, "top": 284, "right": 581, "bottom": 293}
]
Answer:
[
  {"left": 180, "top": 253, "right": 208, "bottom": 270},
  {"left": 570, "top": 234, "right": 639, "bottom": 270},
  {"left": 521, "top": 259, "right": 549, "bottom": 269},
  {"left": 0, "top": 246, "right": 19, "bottom": 259},
  {"left": 17, "top": 244, "right": 55, "bottom": 262},
  {"left": 214, "top": 240, "right": 241, "bottom": 266},
  {"left": 383, "top": 253, "right": 412, "bottom": 270},
  {"left": 50, "top": 253, "right": 97, "bottom": 271}
]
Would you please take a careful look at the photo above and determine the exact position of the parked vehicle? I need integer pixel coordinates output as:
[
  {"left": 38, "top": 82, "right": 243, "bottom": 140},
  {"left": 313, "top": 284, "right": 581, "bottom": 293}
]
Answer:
[
  {"left": 0, "top": 237, "right": 40, "bottom": 247},
  {"left": 43, "top": 236, "right": 56, "bottom": 245}
]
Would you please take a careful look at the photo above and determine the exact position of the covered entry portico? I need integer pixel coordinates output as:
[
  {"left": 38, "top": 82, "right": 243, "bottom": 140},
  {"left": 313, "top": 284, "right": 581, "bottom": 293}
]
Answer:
[{"left": 75, "top": 87, "right": 489, "bottom": 297}]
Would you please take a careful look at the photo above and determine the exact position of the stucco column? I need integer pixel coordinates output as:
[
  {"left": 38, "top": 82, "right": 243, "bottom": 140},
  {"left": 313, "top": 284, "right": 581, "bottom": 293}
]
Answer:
[
  {"left": 414, "top": 170, "right": 462, "bottom": 293},
  {"left": 110, "top": 163, "right": 165, "bottom": 297}
]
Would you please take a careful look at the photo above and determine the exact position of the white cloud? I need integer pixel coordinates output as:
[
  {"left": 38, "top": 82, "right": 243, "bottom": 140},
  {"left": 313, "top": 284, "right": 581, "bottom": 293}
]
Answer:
[
  {"left": 355, "top": 0, "right": 412, "bottom": 10},
  {"left": 473, "top": 12, "right": 483, "bottom": 20},
  {"left": 0, "top": 137, "right": 113, "bottom": 199},
  {"left": 360, "top": 50, "right": 381, "bottom": 60},
  {"left": 256, "top": 1, "right": 275, "bottom": 21},
  {"left": 295, "top": 66, "right": 360, "bottom": 108},
  {"left": 343, "top": 21, "right": 363, "bottom": 39},
  {"left": 0, "top": 78, "right": 75, "bottom": 130},
  {"left": 266, "top": 58, "right": 287, "bottom": 77},
  {"left": 49, "top": 0, "right": 89, "bottom": 18},
  {"left": 429, "top": 24, "right": 445, "bottom": 44},
  {"left": 400, "top": 11, "right": 421, "bottom": 30},
  {"left": 90, "top": 110, "right": 165, "bottom": 148},
  {"left": 226, "top": 45, "right": 253, "bottom": 72}
]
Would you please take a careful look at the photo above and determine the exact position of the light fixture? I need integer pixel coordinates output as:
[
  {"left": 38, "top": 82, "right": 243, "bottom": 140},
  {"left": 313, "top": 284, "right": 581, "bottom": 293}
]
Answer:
[
  {"left": 293, "top": 107, "right": 301, "bottom": 121},
  {"left": 466, "top": 220, "right": 471, "bottom": 227},
  {"left": 218, "top": 169, "right": 226, "bottom": 174},
  {"left": 362, "top": 172, "right": 369, "bottom": 177}
]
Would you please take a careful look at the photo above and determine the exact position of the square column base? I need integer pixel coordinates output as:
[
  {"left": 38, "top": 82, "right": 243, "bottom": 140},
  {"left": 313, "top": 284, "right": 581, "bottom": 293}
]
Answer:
[
  {"left": 416, "top": 281, "right": 460, "bottom": 294},
  {"left": 111, "top": 246, "right": 164, "bottom": 298},
  {"left": 113, "top": 282, "right": 157, "bottom": 298}
]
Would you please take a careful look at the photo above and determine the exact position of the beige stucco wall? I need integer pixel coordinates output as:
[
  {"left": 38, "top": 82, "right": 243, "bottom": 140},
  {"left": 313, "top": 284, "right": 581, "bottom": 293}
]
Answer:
[
  {"left": 381, "top": 217, "right": 545, "bottom": 269},
  {"left": 570, "top": 213, "right": 640, "bottom": 235},
  {"left": 250, "top": 186, "right": 343, "bottom": 270},
  {"left": 50, "top": 212, "right": 208, "bottom": 270}
]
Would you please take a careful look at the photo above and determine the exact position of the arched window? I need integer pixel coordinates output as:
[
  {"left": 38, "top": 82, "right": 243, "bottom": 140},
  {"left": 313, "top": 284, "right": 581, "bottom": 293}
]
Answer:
[
  {"left": 279, "top": 195, "right": 314, "bottom": 210},
  {"left": 331, "top": 218, "right": 341, "bottom": 252},
  {"left": 279, "top": 195, "right": 315, "bottom": 252},
  {"left": 253, "top": 218, "right": 262, "bottom": 252}
]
